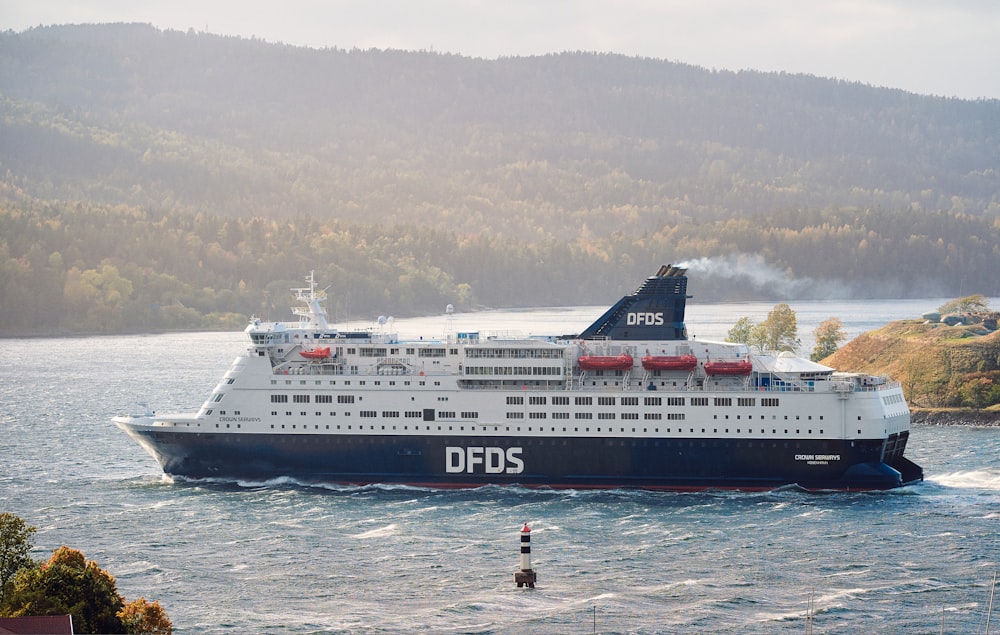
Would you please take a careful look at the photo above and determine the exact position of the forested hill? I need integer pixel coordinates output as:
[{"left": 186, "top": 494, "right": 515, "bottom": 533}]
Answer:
[
  {"left": 0, "top": 23, "right": 998, "bottom": 334},
  {"left": 2, "top": 23, "right": 997, "bottom": 228}
]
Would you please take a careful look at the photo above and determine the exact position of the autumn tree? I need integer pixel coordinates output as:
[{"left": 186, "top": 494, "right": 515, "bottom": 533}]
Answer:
[
  {"left": 0, "top": 513, "right": 36, "bottom": 607},
  {"left": 810, "top": 317, "right": 846, "bottom": 362},
  {"left": 118, "top": 597, "right": 173, "bottom": 635},
  {"left": 757, "top": 303, "right": 800, "bottom": 352}
]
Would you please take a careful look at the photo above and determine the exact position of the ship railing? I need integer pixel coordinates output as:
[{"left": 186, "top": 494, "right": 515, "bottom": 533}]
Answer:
[
  {"left": 826, "top": 374, "right": 899, "bottom": 393},
  {"left": 273, "top": 364, "right": 346, "bottom": 376},
  {"left": 456, "top": 380, "right": 573, "bottom": 390},
  {"left": 699, "top": 382, "right": 758, "bottom": 392},
  {"left": 751, "top": 381, "right": 816, "bottom": 393},
  {"left": 463, "top": 329, "right": 529, "bottom": 342},
  {"left": 747, "top": 377, "right": 901, "bottom": 394},
  {"left": 758, "top": 372, "right": 815, "bottom": 392},
  {"left": 376, "top": 357, "right": 414, "bottom": 375},
  {"left": 865, "top": 379, "right": 900, "bottom": 392},
  {"left": 377, "top": 356, "right": 411, "bottom": 365},
  {"left": 633, "top": 384, "right": 691, "bottom": 393}
]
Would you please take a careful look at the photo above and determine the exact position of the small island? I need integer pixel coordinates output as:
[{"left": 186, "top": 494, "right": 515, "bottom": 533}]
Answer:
[{"left": 823, "top": 302, "right": 1000, "bottom": 426}]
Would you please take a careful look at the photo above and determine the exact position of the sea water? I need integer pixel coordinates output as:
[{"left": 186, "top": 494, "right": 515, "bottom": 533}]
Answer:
[{"left": 3, "top": 298, "right": 1000, "bottom": 634}]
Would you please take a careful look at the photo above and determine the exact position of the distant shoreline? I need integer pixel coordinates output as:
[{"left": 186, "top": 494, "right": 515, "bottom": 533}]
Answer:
[{"left": 912, "top": 410, "right": 1000, "bottom": 427}]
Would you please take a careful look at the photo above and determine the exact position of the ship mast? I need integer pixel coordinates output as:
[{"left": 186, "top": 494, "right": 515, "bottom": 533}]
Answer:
[{"left": 291, "top": 271, "right": 332, "bottom": 331}]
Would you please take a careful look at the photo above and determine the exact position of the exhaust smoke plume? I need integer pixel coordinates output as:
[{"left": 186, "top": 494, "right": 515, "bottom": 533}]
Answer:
[{"left": 677, "top": 254, "right": 853, "bottom": 300}]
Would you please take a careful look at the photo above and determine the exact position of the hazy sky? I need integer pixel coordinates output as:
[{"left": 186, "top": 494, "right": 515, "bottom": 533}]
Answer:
[{"left": 6, "top": 0, "right": 999, "bottom": 100}]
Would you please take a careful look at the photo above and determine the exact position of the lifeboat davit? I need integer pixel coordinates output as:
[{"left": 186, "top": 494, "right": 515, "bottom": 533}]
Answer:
[
  {"left": 578, "top": 354, "right": 634, "bottom": 371},
  {"left": 704, "top": 359, "right": 753, "bottom": 376},
  {"left": 301, "top": 347, "right": 331, "bottom": 360},
  {"left": 641, "top": 354, "right": 698, "bottom": 371}
]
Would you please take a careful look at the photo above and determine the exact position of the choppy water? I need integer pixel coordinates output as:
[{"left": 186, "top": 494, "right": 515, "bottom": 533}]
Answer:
[{"left": 3, "top": 299, "right": 1000, "bottom": 634}]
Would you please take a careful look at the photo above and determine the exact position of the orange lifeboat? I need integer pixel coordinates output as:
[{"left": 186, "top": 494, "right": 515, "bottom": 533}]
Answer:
[
  {"left": 301, "top": 347, "right": 331, "bottom": 360},
  {"left": 578, "top": 354, "right": 634, "bottom": 371},
  {"left": 641, "top": 354, "right": 698, "bottom": 371},
  {"left": 704, "top": 359, "right": 753, "bottom": 375}
]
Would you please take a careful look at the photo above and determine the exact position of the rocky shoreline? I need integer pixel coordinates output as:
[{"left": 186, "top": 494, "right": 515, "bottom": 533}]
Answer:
[{"left": 911, "top": 410, "right": 1000, "bottom": 427}]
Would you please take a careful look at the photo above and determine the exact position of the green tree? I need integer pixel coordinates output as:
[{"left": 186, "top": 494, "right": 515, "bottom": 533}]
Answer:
[
  {"left": 5, "top": 546, "right": 125, "bottom": 634},
  {"left": 755, "top": 303, "right": 800, "bottom": 352},
  {"left": 726, "top": 316, "right": 756, "bottom": 345},
  {"left": 959, "top": 376, "right": 997, "bottom": 410},
  {"left": 938, "top": 294, "right": 990, "bottom": 314},
  {"left": 728, "top": 306, "right": 800, "bottom": 352},
  {"left": 0, "top": 513, "right": 36, "bottom": 606},
  {"left": 810, "top": 317, "right": 846, "bottom": 362}
]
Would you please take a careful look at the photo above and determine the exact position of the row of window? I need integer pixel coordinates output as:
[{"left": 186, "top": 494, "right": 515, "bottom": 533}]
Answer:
[
  {"left": 213, "top": 409, "right": 831, "bottom": 435},
  {"left": 347, "top": 347, "right": 451, "bottom": 357},
  {"left": 249, "top": 420, "right": 828, "bottom": 436},
  {"left": 284, "top": 410, "right": 482, "bottom": 419},
  {"left": 465, "top": 366, "right": 564, "bottom": 376},
  {"left": 271, "top": 379, "right": 440, "bottom": 387},
  {"left": 465, "top": 348, "right": 564, "bottom": 359},
  {"left": 269, "top": 393, "right": 789, "bottom": 412},
  {"left": 509, "top": 411, "right": 684, "bottom": 420},
  {"left": 503, "top": 395, "right": 777, "bottom": 407},
  {"left": 267, "top": 408, "right": 825, "bottom": 428},
  {"left": 358, "top": 410, "right": 460, "bottom": 418},
  {"left": 271, "top": 394, "right": 357, "bottom": 403}
]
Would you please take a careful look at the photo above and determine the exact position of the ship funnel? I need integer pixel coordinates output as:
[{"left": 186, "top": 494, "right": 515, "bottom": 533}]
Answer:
[{"left": 577, "top": 264, "right": 690, "bottom": 341}]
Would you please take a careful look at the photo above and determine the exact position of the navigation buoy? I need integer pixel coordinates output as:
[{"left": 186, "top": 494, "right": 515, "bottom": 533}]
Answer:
[{"left": 514, "top": 523, "right": 536, "bottom": 588}]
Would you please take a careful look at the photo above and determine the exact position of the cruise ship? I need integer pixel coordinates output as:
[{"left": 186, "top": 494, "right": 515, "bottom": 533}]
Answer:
[{"left": 114, "top": 265, "right": 924, "bottom": 490}]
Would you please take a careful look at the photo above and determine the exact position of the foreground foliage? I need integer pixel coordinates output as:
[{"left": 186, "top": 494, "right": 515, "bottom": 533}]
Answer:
[
  {"left": 0, "top": 514, "right": 36, "bottom": 607},
  {"left": 0, "top": 514, "right": 172, "bottom": 634}
]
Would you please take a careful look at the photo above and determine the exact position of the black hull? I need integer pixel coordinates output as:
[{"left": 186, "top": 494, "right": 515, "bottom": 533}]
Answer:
[{"left": 125, "top": 428, "right": 924, "bottom": 491}]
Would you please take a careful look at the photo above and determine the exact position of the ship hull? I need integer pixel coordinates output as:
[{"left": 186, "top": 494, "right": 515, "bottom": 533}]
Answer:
[{"left": 117, "top": 423, "right": 921, "bottom": 491}]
